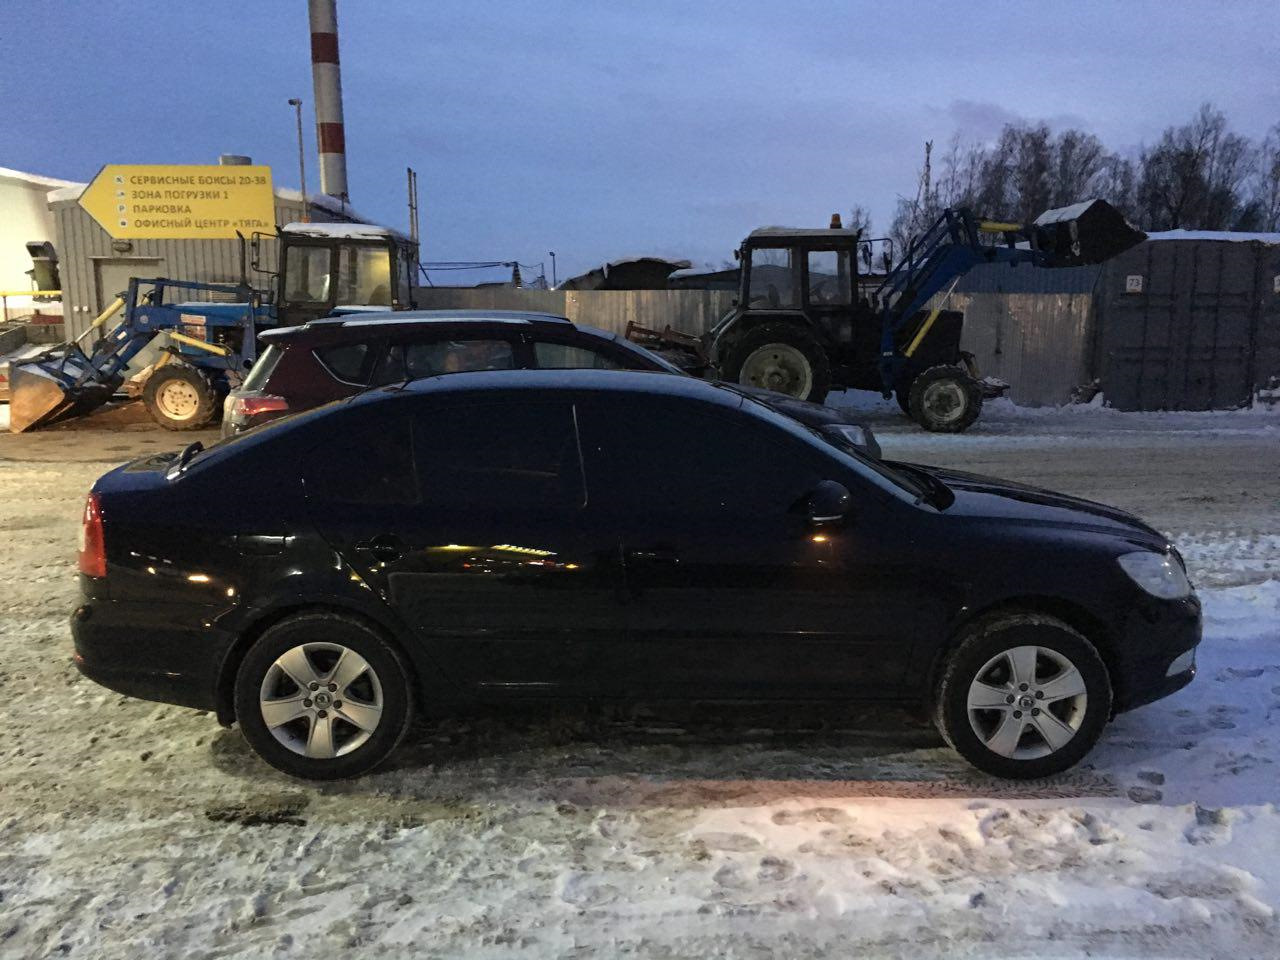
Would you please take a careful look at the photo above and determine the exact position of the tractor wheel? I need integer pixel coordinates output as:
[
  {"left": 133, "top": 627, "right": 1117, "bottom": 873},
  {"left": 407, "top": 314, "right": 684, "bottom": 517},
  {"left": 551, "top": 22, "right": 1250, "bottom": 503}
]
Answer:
[
  {"left": 144, "top": 363, "right": 218, "bottom": 431},
  {"left": 722, "top": 322, "right": 831, "bottom": 403},
  {"left": 907, "top": 365, "right": 982, "bottom": 433}
]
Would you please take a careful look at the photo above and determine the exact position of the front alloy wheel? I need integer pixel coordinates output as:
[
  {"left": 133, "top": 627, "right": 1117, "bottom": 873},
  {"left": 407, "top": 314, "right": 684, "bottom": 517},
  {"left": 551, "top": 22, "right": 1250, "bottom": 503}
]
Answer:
[
  {"left": 936, "top": 613, "right": 1111, "bottom": 779},
  {"left": 966, "top": 645, "right": 1088, "bottom": 760}
]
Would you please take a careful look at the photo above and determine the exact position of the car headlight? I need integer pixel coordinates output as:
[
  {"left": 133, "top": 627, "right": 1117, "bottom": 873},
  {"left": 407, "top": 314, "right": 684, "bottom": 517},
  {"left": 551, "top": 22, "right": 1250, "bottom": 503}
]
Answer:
[{"left": 1117, "top": 551, "right": 1192, "bottom": 599}]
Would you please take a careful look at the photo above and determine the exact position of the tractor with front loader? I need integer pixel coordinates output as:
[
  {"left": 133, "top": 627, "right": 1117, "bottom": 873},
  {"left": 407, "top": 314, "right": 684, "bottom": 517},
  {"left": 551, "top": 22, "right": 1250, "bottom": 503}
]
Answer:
[
  {"left": 8, "top": 222, "right": 418, "bottom": 433},
  {"left": 629, "top": 199, "right": 1145, "bottom": 431}
]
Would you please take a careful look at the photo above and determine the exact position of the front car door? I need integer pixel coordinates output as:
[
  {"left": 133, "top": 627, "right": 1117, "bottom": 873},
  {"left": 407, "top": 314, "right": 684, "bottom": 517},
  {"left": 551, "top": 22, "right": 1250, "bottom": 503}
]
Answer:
[{"left": 575, "top": 392, "right": 923, "bottom": 700}]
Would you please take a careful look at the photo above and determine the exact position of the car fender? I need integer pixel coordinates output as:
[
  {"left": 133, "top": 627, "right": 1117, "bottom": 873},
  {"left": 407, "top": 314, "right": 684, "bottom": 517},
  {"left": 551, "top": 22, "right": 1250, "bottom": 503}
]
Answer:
[{"left": 210, "top": 564, "right": 464, "bottom": 726}]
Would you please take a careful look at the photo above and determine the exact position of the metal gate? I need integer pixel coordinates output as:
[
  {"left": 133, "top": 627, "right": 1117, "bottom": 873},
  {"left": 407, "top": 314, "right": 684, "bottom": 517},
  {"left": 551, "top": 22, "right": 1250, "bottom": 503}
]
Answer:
[{"left": 1097, "top": 239, "right": 1265, "bottom": 410}]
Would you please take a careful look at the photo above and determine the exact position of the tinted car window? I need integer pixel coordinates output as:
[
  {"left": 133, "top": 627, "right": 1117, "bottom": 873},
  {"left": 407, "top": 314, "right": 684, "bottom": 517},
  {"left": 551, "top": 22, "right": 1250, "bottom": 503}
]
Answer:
[
  {"left": 579, "top": 398, "right": 819, "bottom": 516},
  {"left": 534, "top": 341, "right": 622, "bottom": 370},
  {"left": 379, "top": 339, "right": 515, "bottom": 383},
  {"left": 315, "top": 342, "right": 374, "bottom": 384},
  {"left": 304, "top": 414, "right": 418, "bottom": 505},
  {"left": 416, "top": 401, "right": 583, "bottom": 508}
]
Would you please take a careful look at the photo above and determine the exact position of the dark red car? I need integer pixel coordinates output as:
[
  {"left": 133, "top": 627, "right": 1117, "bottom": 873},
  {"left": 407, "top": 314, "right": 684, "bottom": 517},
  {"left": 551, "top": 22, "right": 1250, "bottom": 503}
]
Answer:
[{"left": 221, "top": 310, "right": 880, "bottom": 456}]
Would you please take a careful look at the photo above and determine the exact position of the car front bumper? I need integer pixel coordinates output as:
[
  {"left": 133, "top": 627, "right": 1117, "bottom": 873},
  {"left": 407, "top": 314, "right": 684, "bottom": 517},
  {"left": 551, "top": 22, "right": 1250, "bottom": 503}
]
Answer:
[{"left": 1112, "top": 592, "right": 1202, "bottom": 713}]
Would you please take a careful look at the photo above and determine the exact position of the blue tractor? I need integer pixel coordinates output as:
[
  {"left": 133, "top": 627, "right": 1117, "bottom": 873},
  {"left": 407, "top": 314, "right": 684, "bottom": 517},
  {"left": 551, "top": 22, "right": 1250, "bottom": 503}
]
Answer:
[{"left": 8, "top": 223, "right": 418, "bottom": 432}]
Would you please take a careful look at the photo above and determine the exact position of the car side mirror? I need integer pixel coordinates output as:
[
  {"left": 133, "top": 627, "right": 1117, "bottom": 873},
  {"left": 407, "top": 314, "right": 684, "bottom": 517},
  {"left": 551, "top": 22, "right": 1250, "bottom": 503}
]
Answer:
[{"left": 806, "top": 480, "right": 852, "bottom": 525}]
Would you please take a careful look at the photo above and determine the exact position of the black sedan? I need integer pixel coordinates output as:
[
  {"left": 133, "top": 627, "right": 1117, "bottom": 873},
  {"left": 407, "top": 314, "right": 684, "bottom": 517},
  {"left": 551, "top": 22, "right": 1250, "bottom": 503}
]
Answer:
[{"left": 74, "top": 371, "right": 1199, "bottom": 780}]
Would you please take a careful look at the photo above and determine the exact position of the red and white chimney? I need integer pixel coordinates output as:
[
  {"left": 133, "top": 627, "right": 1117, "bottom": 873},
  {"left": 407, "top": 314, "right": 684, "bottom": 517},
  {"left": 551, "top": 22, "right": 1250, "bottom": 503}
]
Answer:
[{"left": 308, "top": 0, "right": 348, "bottom": 201}]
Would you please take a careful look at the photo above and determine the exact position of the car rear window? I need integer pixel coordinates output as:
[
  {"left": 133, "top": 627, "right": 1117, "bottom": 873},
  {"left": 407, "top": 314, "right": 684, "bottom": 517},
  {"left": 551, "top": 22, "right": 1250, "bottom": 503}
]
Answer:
[
  {"left": 534, "top": 341, "right": 622, "bottom": 370},
  {"left": 242, "top": 343, "right": 282, "bottom": 391},
  {"left": 314, "top": 341, "right": 375, "bottom": 385}
]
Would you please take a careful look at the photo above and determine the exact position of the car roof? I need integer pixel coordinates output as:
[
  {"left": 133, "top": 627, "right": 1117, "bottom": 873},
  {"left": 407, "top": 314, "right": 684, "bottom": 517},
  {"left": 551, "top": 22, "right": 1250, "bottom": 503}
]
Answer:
[
  {"left": 261, "top": 309, "right": 575, "bottom": 342},
  {"left": 367, "top": 367, "right": 742, "bottom": 408}
]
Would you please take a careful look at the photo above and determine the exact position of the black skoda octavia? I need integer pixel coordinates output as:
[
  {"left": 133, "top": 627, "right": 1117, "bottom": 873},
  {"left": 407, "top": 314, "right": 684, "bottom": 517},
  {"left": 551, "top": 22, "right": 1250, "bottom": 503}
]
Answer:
[{"left": 72, "top": 371, "right": 1200, "bottom": 780}]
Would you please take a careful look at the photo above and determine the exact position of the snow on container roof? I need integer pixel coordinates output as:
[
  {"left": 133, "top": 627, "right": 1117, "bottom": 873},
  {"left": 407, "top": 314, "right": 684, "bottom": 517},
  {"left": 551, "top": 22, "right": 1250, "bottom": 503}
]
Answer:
[{"left": 1144, "top": 229, "right": 1280, "bottom": 245}]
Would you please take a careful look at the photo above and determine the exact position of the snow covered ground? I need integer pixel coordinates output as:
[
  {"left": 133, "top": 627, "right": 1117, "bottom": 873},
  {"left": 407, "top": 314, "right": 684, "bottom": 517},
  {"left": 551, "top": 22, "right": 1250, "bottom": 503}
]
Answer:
[{"left": 0, "top": 405, "right": 1278, "bottom": 959}]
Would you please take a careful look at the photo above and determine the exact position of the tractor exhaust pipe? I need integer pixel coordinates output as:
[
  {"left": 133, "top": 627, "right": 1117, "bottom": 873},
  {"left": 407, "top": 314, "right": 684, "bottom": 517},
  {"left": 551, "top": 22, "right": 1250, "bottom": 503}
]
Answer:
[{"left": 308, "top": 0, "right": 348, "bottom": 202}]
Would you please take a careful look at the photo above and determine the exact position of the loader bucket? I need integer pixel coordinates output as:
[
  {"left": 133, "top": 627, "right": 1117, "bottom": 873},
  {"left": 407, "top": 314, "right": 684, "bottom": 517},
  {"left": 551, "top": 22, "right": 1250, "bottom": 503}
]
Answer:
[
  {"left": 1033, "top": 198, "right": 1146, "bottom": 267},
  {"left": 7, "top": 358, "right": 114, "bottom": 433}
]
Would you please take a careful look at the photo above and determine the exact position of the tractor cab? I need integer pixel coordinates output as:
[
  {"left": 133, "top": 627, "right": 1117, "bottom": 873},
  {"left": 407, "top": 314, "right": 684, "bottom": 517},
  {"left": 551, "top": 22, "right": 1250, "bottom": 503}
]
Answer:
[
  {"left": 735, "top": 223, "right": 866, "bottom": 353},
  {"left": 269, "top": 223, "right": 419, "bottom": 328}
]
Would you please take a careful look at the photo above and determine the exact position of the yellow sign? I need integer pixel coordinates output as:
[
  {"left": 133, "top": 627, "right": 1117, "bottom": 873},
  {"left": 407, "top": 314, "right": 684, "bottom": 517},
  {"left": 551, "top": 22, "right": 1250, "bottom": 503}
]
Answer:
[{"left": 78, "top": 164, "right": 276, "bottom": 239}]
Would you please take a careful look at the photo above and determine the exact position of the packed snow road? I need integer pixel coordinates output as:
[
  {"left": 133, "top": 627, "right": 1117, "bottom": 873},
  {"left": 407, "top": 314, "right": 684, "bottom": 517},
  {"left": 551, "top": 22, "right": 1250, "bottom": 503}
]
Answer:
[{"left": 0, "top": 405, "right": 1278, "bottom": 959}]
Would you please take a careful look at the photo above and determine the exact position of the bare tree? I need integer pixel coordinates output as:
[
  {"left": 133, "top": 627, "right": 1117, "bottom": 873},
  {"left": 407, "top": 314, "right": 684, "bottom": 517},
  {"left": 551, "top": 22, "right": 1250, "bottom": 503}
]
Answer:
[
  {"left": 1136, "top": 104, "right": 1256, "bottom": 230},
  {"left": 1252, "top": 123, "right": 1280, "bottom": 231}
]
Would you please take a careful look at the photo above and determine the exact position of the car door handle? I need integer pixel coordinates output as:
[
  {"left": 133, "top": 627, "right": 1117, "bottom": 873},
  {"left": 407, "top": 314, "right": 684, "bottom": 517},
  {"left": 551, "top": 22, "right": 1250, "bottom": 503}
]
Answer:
[
  {"left": 626, "top": 546, "right": 679, "bottom": 564},
  {"left": 353, "top": 534, "right": 404, "bottom": 563}
]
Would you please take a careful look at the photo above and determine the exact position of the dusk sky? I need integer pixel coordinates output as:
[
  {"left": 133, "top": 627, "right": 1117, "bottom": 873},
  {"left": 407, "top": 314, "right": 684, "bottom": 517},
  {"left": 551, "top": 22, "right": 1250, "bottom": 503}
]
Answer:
[{"left": 6, "top": 1, "right": 1277, "bottom": 281}]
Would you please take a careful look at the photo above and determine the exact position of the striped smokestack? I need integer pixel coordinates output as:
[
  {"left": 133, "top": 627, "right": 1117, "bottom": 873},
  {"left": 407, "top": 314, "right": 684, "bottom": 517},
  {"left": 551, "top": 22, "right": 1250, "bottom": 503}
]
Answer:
[{"left": 308, "top": 0, "right": 348, "bottom": 201}]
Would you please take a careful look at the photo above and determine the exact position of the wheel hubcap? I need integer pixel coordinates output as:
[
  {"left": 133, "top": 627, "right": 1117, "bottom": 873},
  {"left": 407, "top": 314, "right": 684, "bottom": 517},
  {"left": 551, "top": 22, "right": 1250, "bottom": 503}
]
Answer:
[
  {"left": 157, "top": 380, "right": 199, "bottom": 420},
  {"left": 921, "top": 380, "right": 967, "bottom": 424},
  {"left": 966, "top": 645, "right": 1088, "bottom": 760},
  {"left": 738, "top": 343, "right": 813, "bottom": 398},
  {"left": 259, "top": 642, "right": 384, "bottom": 760}
]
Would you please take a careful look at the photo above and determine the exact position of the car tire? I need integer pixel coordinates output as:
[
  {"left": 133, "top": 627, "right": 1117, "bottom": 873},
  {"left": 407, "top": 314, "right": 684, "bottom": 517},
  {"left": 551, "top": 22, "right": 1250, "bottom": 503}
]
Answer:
[
  {"left": 722, "top": 322, "right": 831, "bottom": 403},
  {"left": 907, "top": 365, "right": 982, "bottom": 433},
  {"left": 234, "top": 612, "right": 414, "bottom": 780},
  {"left": 144, "top": 362, "right": 218, "bottom": 431},
  {"left": 934, "top": 613, "right": 1112, "bottom": 779}
]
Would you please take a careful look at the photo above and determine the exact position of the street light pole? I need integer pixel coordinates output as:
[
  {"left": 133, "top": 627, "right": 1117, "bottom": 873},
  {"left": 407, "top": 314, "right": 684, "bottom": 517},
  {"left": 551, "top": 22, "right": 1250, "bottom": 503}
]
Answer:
[
  {"left": 288, "top": 98, "right": 310, "bottom": 222},
  {"left": 549, "top": 251, "right": 557, "bottom": 287}
]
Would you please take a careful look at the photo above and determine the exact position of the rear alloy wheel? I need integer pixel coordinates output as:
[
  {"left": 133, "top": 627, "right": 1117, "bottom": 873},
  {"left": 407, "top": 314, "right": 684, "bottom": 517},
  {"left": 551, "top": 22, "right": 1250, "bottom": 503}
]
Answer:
[
  {"left": 234, "top": 613, "right": 413, "bottom": 780},
  {"left": 907, "top": 364, "right": 982, "bottom": 433},
  {"left": 935, "top": 614, "right": 1111, "bottom": 779},
  {"left": 143, "top": 363, "right": 218, "bottom": 430},
  {"left": 723, "top": 322, "right": 831, "bottom": 403}
]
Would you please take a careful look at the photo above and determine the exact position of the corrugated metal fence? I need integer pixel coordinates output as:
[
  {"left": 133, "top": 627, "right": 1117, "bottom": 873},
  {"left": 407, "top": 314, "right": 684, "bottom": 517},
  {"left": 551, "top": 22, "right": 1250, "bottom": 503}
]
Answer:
[
  {"left": 413, "top": 287, "right": 737, "bottom": 338},
  {"left": 412, "top": 286, "right": 1091, "bottom": 405}
]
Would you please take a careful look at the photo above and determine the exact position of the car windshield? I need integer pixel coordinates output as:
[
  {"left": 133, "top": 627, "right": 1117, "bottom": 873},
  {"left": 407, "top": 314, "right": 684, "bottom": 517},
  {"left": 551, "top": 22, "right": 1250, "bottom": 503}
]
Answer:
[
  {"left": 615, "top": 338, "right": 688, "bottom": 374},
  {"left": 716, "top": 383, "right": 931, "bottom": 501}
]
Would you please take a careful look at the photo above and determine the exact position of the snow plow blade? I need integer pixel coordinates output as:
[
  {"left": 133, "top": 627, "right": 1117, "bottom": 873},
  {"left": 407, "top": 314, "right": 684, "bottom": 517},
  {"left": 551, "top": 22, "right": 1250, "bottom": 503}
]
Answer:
[
  {"left": 7, "top": 357, "right": 114, "bottom": 433},
  {"left": 1032, "top": 198, "right": 1146, "bottom": 268}
]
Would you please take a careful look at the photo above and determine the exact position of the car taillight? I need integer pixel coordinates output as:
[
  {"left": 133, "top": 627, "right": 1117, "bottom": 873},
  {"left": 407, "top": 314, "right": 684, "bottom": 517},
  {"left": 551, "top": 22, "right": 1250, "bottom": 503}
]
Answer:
[
  {"left": 79, "top": 492, "right": 106, "bottom": 578},
  {"left": 236, "top": 395, "right": 290, "bottom": 419}
]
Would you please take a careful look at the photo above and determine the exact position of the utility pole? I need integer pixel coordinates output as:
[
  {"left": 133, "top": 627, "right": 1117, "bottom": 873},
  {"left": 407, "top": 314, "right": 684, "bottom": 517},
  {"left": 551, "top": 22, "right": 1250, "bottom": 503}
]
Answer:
[
  {"left": 288, "top": 98, "right": 310, "bottom": 222},
  {"left": 406, "top": 167, "right": 420, "bottom": 244}
]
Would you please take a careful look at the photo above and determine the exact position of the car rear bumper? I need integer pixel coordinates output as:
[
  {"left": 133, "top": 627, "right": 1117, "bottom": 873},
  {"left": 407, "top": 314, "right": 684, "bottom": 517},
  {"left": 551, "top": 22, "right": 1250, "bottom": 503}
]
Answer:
[
  {"left": 71, "top": 599, "right": 232, "bottom": 711},
  {"left": 1112, "top": 593, "right": 1202, "bottom": 713}
]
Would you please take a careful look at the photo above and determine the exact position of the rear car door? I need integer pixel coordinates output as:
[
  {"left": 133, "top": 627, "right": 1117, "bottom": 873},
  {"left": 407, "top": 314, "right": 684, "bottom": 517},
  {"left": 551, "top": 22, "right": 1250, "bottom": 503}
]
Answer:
[
  {"left": 304, "top": 398, "right": 626, "bottom": 695},
  {"left": 575, "top": 395, "right": 917, "bottom": 699}
]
